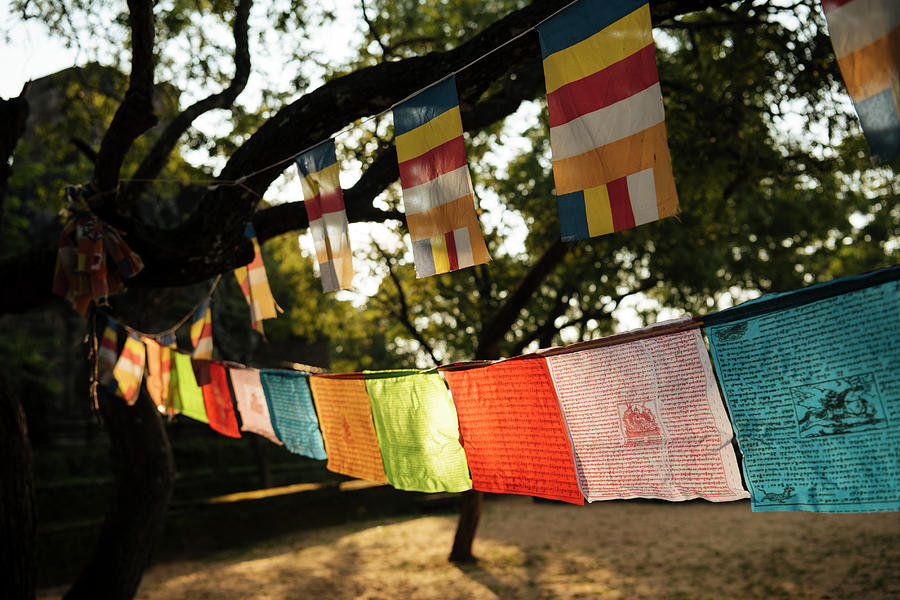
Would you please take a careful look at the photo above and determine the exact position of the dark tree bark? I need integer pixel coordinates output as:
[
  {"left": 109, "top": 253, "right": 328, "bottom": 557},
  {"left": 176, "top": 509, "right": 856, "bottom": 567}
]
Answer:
[
  {"left": 0, "top": 86, "right": 30, "bottom": 212},
  {"left": 63, "top": 388, "right": 175, "bottom": 600},
  {"left": 0, "top": 370, "right": 37, "bottom": 600}
]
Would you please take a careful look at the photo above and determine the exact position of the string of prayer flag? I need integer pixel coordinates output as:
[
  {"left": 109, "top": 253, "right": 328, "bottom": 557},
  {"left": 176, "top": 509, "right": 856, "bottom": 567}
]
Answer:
[
  {"left": 393, "top": 77, "right": 490, "bottom": 277},
  {"left": 202, "top": 361, "right": 242, "bottom": 438},
  {"left": 294, "top": 139, "right": 354, "bottom": 292},
  {"left": 52, "top": 186, "right": 144, "bottom": 313},
  {"left": 234, "top": 224, "right": 281, "bottom": 333},
  {"left": 229, "top": 367, "right": 282, "bottom": 444},
  {"left": 544, "top": 318, "right": 748, "bottom": 502},
  {"left": 170, "top": 351, "right": 208, "bottom": 423},
  {"left": 111, "top": 332, "right": 146, "bottom": 405},
  {"left": 820, "top": 0, "right": 900, "bottom": 163},
  {"left": 443, "top": 357, "right": 584, "bottom": 504},
  {"left": 190, "top": 297, "right": 213, "bottom": 360},
  {"left": 364, "top": 370, "right": 472, "bottom": 493},
  {"left": 705, "top": 271, "right": 900, "bottom": 512},
  {"left": 309, "top": 375, "right": 388, "bottom": 484},
  {"left": 537, "top": 0, "right": 678, "bottom": 241},
  {"left": 258, "top": 370, "right": 328, "bottom": 459}
]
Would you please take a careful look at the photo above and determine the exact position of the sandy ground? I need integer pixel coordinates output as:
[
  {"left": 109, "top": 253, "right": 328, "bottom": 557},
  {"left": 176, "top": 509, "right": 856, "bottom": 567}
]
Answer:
[{"left": 40, "top": 496, "right": 900, "bottom": 599}]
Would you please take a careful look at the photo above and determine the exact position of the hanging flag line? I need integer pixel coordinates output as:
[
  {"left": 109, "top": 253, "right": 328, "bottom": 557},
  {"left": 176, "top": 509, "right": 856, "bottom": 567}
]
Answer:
[{"left": 115, "top": 0, "right": 587, "bottom": 193}]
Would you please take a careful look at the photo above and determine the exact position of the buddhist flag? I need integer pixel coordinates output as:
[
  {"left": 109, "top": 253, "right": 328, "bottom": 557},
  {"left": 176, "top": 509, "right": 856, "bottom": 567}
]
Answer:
[
  {"left": 202, "top": 361, "right": 241, "bottom": 438},
  {"left": 112, "top": 332, "right": 145, "bottom": 405},
  {"left": 821, "top": 0, "right": 900, "bottom": 163},
  {"left": 234, "top": 224, "right": 281, "bottom": 333},
  {"left": 258, "top": 370, "right": 327, "bottom": 459},
  {"left": 294, "top": 139, "right": 354, "bottom": 292},
  {"left": 393, "top": 76, "right": 490, "bottom": 277},
  {"left": 170, "top": 350, "right": 207, "bottom": 423},
  {"left": 230, "top": 366, "right": 282, "bottom": 444},
  {"left": 97, "top": 319, "right": 119, "bottom": 392},
  {"left": 190, "top": 298, "right": 213, "bottom": 360},
  {"left": 142, "top": 334, "right": 175, "bottom": 414},
  {"left": 537, "top": 0, "right": 678, "bottom": 241}
]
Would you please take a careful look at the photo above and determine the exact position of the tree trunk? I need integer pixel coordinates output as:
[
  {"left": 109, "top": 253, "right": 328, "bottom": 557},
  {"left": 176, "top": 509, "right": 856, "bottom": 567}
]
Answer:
[
  {"left": 249, "top": 434, "right": 272, "bottom": 489},
  {"left": 449, "top": 490, "right": 483, "bottom": 563},
  {"left": 64, "top": 387, "right": 174, "bottom": 600},
  {"left": 0, "top": 369, "right": 37, "bottom": 600}
]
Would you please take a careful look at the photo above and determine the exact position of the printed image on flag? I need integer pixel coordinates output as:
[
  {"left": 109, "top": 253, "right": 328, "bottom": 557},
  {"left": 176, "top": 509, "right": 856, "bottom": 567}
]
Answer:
[
  {"left": 393, "top": 76, "right": 490, "bottom": 278},
  {"left": 821, "top": 0, "right": 900, "bottom": 163},
  {"left": 112, "top": 332, "right": 145, "bottom": 405},
  {"left": 294, "top": 139, "right": 354, "bottom": 292},
  {"left": 234, "top": 224, "right": 281, "bottom": 333},
  {"left": 190, "top": 297, "right": 213, "bottom": 360},
  {"left": 537, "top": 0, "right": 679, "bottom": 241}
]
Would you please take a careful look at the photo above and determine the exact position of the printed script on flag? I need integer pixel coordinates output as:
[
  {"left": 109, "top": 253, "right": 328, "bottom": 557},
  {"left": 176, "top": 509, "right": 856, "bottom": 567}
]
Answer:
[
  {"left": 443, "top": 358, "right": 584, "bottom": 504},
  {"left": 294, "top": 139, "right": 354, "bottom": 291},
  {"left": 706, "top": 270, "right": 900, "bottom": 512},
  {"left": 309, "top": 375, "right": 388, "bottom": 483},
  {"left": 393, "top": 76, "right": 490, "bottom": 277},
  {"left": 259, "top": 370, "right": 328, "bottom": 460},
  {"left": 821, "top": 0, "right": 900, "bottom": 163},
  {"left": 537, "top": 0, "right": 679, "bottom": 241},
  {"left": 364, "top": 370, "right": 472, "bottom": 493},
  {"left": 544, "top": 319, "right": 748, "bottom": 503}
]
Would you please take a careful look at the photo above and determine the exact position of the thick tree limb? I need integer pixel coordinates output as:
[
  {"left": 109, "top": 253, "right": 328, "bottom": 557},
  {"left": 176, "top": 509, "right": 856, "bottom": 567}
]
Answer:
[
  {"left": 91, "top": 0, "right": 158, "bottom": 214},
  {"left": 0, "top": 86, "right": 30, "bottom": 211},
  {"left": 120, "top": 0, "right": 253, "bottom": 208}
]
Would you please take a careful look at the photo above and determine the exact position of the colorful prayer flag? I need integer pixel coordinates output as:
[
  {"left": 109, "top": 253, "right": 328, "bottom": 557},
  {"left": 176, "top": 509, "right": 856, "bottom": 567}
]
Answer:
[
  {"left": 443, "top": 358, "right": 584, "bottom": 504},
  {"left": 202, "top": 361, "right": 241, "bottom": 438},
  {"left": 537, "top": 0, "right": 678, "bottom": 241},
  {"left": 142, "top": 334, "right": 175, "bottom": 415},
  {"left": 364, "top": 370, "right": 472, "bottom": 493},
  {"left": 393, "top": 76, "right": 490, "bottom": 277},
  {"left": 170, "top": 350, "right": 208, "bottom": 423},
  {"left": 821, "top": 0, "right": 900, "bottom": 163},
  {"left": 112, "top": 332, "right": 145, "bottom": 405},
  {"left": 234, "top": 224, "right": 281, "bottom": 333},
  {"left": 190, "top": 297, "right": 213, "bottom": 360},
  {"left": 705, "top": 267, "right": 900, "bottom": 512},
  {"left": 258, "top": 370, "right": 327, "bottom": 459},
  {"left": 97, "top": 319, "right": 119, "bottom": 392},
  {"left": 544, "top": 319, "right": 748, "bottom": 503},
  {"left": 229, "top": 367, "right": 282, "bottom": 444},
  {"left": 294, "top": 139, "right": 354, "bottom": 291},
  {"left": 309, "top": 375, "right": 388, "bottom": 483}
]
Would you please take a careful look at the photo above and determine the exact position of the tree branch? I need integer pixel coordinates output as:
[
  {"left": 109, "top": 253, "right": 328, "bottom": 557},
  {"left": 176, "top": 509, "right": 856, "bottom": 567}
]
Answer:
[
  {"left": 120, "top": 0, "right": 253, "bottom": 208},
  {"left": 0, "top": 84, "right": 30, "bottom": 211},
  {"left": 91, "top": 0, "right": 158, "bottom": 215}
]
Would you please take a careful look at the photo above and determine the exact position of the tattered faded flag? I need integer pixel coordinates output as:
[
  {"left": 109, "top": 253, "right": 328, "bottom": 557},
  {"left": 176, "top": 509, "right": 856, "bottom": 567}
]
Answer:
[
  {"left": 112, "top": 332, "right": 145, "bottom": 405},
  {"left": 190, "top": 298, "right": 213, "bottom": 360},
  {"left": 294, "top": 139, "right": 354, "bottom": 292},
  {"left": 234, "top": 224, "right": 281, "bottom": 333},
  {"left": 537, "top": 0, "right": 679, "bottom": 241},
  {"left": 821, "top": 0, "right": 900, "bottom": 163},
  {"left": 393, "top": 76, "right": 490, "bottom": 277}
]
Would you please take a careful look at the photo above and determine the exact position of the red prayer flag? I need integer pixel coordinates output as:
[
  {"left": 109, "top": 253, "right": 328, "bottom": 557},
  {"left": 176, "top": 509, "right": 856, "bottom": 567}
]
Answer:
[
  {"left": 202, "top": 361, "right": 241, "bottom": 438},
  {"left": 443, "top": 357, "right": 584, "bottom": 504}
]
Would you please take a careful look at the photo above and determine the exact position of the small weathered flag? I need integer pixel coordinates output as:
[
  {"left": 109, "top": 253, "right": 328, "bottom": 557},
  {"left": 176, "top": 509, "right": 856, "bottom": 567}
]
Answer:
[
  {"left": 234, "top": 224, "right": 281, "bottom": 333},
  {"left": 294, "top": 139, "right": 354, "bottom": 292},
  {"left": 393, "top": 76, "right": 490, "bottom": 277},
  {"left": 112, "top": 332, "right": 145, "bottom": 405},
  {"left": 821, "top": 0, "right": 900, "bottom": 163},
  {"left": 537, "top": 0, "right": 679, "bottom": 241},
  {"left": 97, "top": 319, "right": 120, "bottom": 392},
  {"left": 190, "top": 298, "right": 213, "bottom": 360},
  {"left": 142, "top": 334, "right": 175, "bottom": 415}
]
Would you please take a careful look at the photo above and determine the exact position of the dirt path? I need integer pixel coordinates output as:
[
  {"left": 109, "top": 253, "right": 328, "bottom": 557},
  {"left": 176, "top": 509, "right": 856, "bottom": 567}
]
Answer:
[{"left": 42, "top": 496, "right": 900, "bottom": 599}]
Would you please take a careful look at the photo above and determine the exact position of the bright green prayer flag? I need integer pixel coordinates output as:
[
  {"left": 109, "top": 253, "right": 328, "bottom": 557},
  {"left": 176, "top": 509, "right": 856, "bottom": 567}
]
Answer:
[
  {"left": 170, "top": 351, "right": 208, "bottom": 424},
  {"left": 364, "top": 370, "right": 472, "bottom": 493}
]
